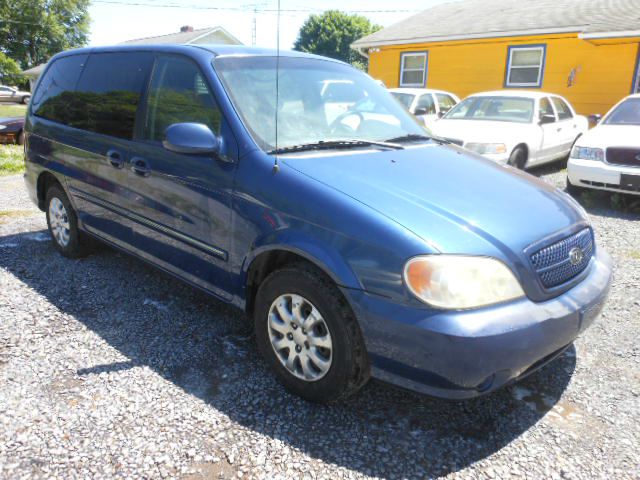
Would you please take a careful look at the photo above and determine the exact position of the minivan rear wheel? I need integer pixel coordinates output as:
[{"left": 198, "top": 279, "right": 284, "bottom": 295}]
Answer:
[
  {"left": 45, "top": 185, "right": 91, "bottom": 258},
  {"left": 254, "top": 263, "right": 369, "bottom": 403}
]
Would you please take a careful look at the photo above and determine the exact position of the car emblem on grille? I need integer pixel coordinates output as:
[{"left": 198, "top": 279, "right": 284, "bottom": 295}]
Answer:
[{"left": 569, "top": 247, "right": 584, "bottom": 266}]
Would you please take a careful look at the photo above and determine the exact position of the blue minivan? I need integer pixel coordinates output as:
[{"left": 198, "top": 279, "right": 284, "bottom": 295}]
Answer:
[{"left": 24, "top": 45, "right": 612, "bottom": 402}]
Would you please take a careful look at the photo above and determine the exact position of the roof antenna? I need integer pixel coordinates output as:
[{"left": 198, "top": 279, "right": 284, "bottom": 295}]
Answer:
[{"left": 272, "top": 0, "right": 281, "bottom": 173}]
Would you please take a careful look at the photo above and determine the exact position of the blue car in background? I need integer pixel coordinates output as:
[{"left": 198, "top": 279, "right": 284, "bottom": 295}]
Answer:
[{"left": 23, "top": 45, "right": 612, "bottom": 402}]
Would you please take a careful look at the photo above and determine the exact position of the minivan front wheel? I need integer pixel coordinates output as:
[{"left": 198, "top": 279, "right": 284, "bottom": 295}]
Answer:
[
  {"left": 254, "top": 264, "right": 369, "bottom": 403},
  {"left": 45, "top": 185, "right": 90, "bottom": 258}
]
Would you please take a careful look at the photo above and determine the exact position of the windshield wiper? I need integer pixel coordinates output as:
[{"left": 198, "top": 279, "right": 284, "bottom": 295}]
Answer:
[
  {"left": 384, "top": 133, "right": 433, "bottom": 143},
  {"left": 268, "top": 139, "right": 404, "bottom": 155}
]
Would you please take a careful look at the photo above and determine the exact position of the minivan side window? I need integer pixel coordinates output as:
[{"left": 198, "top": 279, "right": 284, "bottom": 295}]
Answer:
[
  {"left": 72, "top": 52, "right": 153, "bottom": 140},
  {"left": 32, "top": 54, "right": 88, "bottom": 124},
  {"left": 144, "top": 55, "right": 222, "bottom": 142}
]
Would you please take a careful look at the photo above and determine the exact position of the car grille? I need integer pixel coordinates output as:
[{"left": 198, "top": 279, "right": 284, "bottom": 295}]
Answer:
[
  {"left": 442, "top": 137, "right": 464, "bottom": 147},
  {"left": 606, "top": 147, "right": 640, "bottom": 167},
  {"left": 530, "top": 228, "right": 594, "bottom": 289}
]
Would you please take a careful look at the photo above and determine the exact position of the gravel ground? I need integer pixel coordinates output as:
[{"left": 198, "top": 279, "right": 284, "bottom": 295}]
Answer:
[{"left": 0, "top": 166, "right": 638, "bottom": 480}]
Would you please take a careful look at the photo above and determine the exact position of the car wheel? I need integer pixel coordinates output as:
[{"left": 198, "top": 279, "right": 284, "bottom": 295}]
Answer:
[
  {"left": 508, "top": 146, "right": 527, "bottom": 170},
  {"left": 21, "top": 95, "right": 30, "bottom": 105},
  {"left": 45, "top": 185, "right": 91, "bottom": 258},
  {"left": 17, "top": 130, "right": 25, "bottom": 145},
  {"left": 565, "top": 177, "right": 585, "bottom": 198},
  {"left": 254, "top": 263, "right": 369, "bottom": 403}
]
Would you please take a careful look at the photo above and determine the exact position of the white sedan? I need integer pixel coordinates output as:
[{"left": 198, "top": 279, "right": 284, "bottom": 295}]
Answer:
[
  {"left": 430, "top": 91, "right": 588, "bottom": 169},
  {"left": 567, "top": 94, "right": 640, "bottom": 196},
  {"left": 389, "top": 88, "right": 460, "bottom": 128}
]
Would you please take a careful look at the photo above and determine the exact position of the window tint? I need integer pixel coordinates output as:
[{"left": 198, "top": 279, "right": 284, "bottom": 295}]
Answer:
[
  {"left": 445, "top": 96, "right": 534, "bottom": 123},
  {"left": 506, "top": 46, "right": 545, "bottom": 87},
  {"left": 32, "top": 54, "right": 88, "bottom": 123},
  {"left": 64, "top": 52, "right": 152, "bottom": 139},
  {"left": 539, "top": 97, "right": 555, "bottom": 121},
  {"left": 604, "top": 98, "right": 640, "bottom": 125},
  {"left": 551, "top": 97, "right": 573, "bottom": 120},
  {"left": 144, "top": 55, "right": 221, "bottom": 142},
  {"left": 435, "top": 93, "right": 457, "bottom": 112},
  {"left": 415, "top": 94, "right": 436, "bottom": 114},
  {"left": 400, "top": 52, "right": 427, "bottom": 87}
]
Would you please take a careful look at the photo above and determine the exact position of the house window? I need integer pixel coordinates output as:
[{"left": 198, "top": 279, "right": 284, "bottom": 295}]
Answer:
[
  {"left": 505, "top": 45, "right": 546, "bottom": 88},
  {"left": 400, "top": 52, "right": 427, "bottom": 87}
]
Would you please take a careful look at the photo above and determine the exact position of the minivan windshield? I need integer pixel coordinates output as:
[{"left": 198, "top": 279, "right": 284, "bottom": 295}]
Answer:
[
  {"left": 390, "top": 92, "right": 415, "bottom": 109},
  {"left": 214, "top": 56, "right": 427, "bottom": 152},
  {"left": 443, "top": 96, "right": 534, "bottom": 123},
  {"left": 604, "top": 98, "right": 640, "bottom": 125}
]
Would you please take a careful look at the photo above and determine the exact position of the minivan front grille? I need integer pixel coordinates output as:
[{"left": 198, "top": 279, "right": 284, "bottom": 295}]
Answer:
[
  {"left": 530, "top": 228, "right": 594, "bottom": 289},
  {"left": 606, "top": 147, "right": 640, "bottom": 167}
]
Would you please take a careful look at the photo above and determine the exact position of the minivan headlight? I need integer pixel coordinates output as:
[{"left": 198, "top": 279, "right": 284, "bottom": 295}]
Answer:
[
  {"left": 571, "top": 146, "right": 604, "bottom": 161},
  {"left": 465, "top": 143, "right": 507, "bottom": 155},
  {"left": 404, "top": 255, "right": 525, "bottom": 309}
]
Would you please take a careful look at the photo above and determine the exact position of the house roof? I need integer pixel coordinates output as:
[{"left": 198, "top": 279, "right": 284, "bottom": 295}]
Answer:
[
  {"left": 121, "top": 26, "right": 242, "bottom": 45},
  {"left": 352, "top": 0, "right": 640, "bottom": 48}
]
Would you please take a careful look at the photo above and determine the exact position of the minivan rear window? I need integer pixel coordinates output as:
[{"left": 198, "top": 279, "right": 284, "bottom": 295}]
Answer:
[
  {"left": 32, "top": 54, "right": 88, "bottom": 123},
  {"left": 72, "top": 52, "right": 153, "bottom": 140}
]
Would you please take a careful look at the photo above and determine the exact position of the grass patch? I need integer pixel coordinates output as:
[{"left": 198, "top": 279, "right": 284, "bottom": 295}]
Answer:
[
  {"left": 0, "top": 210, "right": 37, "bottom": 223},
  {"left": 0, "top": 145, "right": 25, "bottom": 175},
  {"left": 627, "top": 250, "right": 640, "bottom": 260},
  {"left": 0, "top": 103, "right": 27, "bottom": 118}
]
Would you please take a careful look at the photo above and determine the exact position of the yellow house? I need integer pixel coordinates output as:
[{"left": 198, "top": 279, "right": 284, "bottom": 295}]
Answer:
[{"left": 352, "top": 0, "right": 640, "bottom": 116}]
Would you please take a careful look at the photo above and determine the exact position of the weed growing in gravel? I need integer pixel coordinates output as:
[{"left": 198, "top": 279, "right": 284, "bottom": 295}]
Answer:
[{"left": 0, "top": 145, "right": 24, "bottom": 176}]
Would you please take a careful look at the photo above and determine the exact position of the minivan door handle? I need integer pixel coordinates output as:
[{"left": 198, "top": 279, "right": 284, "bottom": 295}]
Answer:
[
  {"left": 130, "top": 157, "right": 151, "bottom": 177},
  {"left": 106, "top": 149, "right": 125, "bottom": 169}
]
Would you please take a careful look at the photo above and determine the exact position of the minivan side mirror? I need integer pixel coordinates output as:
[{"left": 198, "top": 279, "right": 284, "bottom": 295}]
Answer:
[
  {"left": 539, "top": 114, "right": 555, "bottom": 125},
  {"left": 163, "top": 123, "right": 229, "bottom": 160},
  {"left": 437, "top": 111, "right": 445, "bottom": 119},
  {"left": 413, "top": 107, "right": 428, "bottom": 116}
]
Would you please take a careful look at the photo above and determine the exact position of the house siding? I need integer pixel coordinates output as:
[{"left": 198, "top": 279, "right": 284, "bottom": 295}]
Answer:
[{"left": 368, "top": 34, "right": 640, "bottom": 116}]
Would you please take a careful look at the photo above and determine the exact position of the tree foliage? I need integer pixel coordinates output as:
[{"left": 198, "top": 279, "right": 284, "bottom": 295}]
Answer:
[
  {"left": 0, "top": 51, "right": 22, "bottom": 85},
  {"left": 0, "top": 0, "right": 90, "bottom": 70},
  {"left": 293, "top": 10, "right": 381, "bottom": 70}
]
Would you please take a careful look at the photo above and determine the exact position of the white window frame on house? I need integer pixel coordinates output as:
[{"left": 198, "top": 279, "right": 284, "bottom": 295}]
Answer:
[
  {"left": 505, "top": 45, "right": 546, "bottom": 88},
  {"left": 399, "top": 52, "right": 428, "bottom": 87}
]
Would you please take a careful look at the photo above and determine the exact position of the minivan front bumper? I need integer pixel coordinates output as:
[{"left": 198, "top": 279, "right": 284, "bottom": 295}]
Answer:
[{"left": 343, "top": 248, "right": 612, "bottom": 399}]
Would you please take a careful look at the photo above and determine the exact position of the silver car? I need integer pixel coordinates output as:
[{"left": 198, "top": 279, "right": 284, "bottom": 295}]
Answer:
[{"left": 0, "top": 85, "right": 30, "bottom": 104}]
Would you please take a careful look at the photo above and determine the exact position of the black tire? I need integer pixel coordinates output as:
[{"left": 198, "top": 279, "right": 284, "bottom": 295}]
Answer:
[
  {"left": 17, "top": 130, "right": 25, "bottom": 145},
  {"left": 45, "top": 184, "right": 91, "bottom": 258},
  {"left": 254, "top": 263, "right": 369, "bottom": 403},
  {"left": 565, "top": 177, "right": 585, "bottom": 198},
  {"left": 508, "top": 146, "right": 527, "bottom": 170},
  {"left": 21, "top": 95, "right": 30, "bottom": 105}
]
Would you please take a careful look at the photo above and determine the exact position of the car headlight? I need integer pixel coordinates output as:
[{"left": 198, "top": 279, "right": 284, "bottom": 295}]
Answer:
[
  {"left": 404, "top": 255, "right": 525, "bottom": 309},
  {"left": 465, "top": 143, "right": 507, "bottom": 155},
  {"left": 571, "top": 146, "right": 604, "bottom": 161},
  {"left": 0, "top": 125, "right": 7, "bottom": 131}
]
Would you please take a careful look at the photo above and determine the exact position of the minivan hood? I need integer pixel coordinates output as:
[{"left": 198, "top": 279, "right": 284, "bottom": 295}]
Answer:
[{"left": 282, "top": 144, "right": 585, "bottom": 259}]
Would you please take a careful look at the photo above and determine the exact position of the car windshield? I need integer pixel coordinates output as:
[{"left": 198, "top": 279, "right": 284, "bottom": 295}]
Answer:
[
  {"left": 214, "top": 56, "right": 426, "bottom": 152},
  {"left": 443, "top": 96, "right": 534, "bottom": 123},
  {"left": 604, "top": 98, "right": 640, "bottom": 125},
  {"left": 390, "top": 92, "right": 415, "bottom": 109}
]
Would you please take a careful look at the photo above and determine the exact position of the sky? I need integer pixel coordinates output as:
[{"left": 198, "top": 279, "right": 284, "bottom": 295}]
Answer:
[{"left": 88, "top": 0, "right": 449, "bottom": 49}]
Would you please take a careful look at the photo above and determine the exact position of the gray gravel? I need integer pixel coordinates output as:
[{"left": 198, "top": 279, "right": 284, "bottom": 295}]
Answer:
[{"left": 0, "top": 165, "right": 638, "bottom": 480}]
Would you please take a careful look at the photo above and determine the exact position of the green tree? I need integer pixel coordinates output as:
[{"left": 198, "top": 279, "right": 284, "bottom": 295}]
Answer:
[
  {"left": 0, "top": 51, "right": 22, "bottom": 85},
  {"left": 0, "top": 0, "right": 90, "bottom": 70},
  {"left": 293, "top": 10, "right": 381, "bottom": 70}
]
